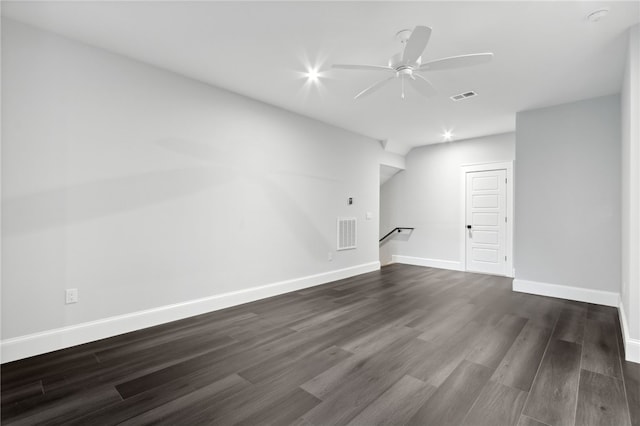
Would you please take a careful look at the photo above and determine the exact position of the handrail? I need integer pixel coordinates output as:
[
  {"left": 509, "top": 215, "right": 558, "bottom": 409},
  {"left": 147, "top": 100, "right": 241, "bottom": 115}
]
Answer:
[{"left": 379, "top": 227, "right": 414, "bottom": 243}]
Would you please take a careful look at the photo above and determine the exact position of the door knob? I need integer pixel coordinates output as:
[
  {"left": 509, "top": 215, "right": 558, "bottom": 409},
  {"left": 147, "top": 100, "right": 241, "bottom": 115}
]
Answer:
[{"left": 466, "top": 225, "right": 472, "bottom": 229}]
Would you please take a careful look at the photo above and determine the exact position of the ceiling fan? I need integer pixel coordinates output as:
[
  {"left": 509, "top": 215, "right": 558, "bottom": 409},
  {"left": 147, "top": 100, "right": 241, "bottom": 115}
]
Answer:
[{"left": 332, "top": 26, "right": 493, "bottom": 100}]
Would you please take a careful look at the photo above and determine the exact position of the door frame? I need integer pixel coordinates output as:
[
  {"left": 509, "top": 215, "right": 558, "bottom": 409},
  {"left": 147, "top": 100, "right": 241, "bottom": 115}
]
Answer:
[{"left": 460, "top": 161, "right": 514, "bottom": 277}]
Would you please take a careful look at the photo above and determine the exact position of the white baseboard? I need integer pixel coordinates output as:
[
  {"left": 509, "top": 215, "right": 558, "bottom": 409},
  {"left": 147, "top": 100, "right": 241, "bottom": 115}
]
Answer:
[
  {"left": 1, "top": 261, "right": 380, "bottom": 364},
  {"left": 513, "top": 279, "right": 620, "bottom": 307},
  {"left": 618, "top": 302, "right": 640, "bottom": 363},
  {"left": 392, "top": 255, "right": 464, "bottom": 272}
]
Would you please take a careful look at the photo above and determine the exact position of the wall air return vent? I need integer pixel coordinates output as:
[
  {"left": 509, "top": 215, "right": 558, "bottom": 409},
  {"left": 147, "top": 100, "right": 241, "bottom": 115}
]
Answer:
[
  {"left": 450, "top": 91, "right": 477, "bottom": 101},
  {"left": 337, "top": 217, "right": 357, "bottom": 250}
]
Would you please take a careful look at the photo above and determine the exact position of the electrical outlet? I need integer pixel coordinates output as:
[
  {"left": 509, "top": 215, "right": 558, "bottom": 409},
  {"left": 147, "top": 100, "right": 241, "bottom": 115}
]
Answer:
[
  {"left": 65, "top": 288, "right": 78, "bottom": 304},
  {"left": 328, "top": 252, "right": 333, "bottom": 261}
]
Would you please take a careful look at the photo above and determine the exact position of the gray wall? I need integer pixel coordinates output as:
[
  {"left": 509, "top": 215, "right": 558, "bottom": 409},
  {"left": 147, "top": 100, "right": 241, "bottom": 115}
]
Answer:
[
  {"left": 380, "top": 133, "right": 515, "bottom": 266},
  {"left": 1, "top": 19, "right": 380, "bottom": 340},
  {"left": 621, "top": 24, "right": 639, "bottom": 346},
  {"left": 515, "top": 95, "right": 621, "bottom": 292}
]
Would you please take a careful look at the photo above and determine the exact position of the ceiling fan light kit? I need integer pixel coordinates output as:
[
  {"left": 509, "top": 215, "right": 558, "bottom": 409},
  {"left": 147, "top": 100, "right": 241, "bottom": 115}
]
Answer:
[{"left": 332, "top": 25, "right": 494, "bottom": 100}]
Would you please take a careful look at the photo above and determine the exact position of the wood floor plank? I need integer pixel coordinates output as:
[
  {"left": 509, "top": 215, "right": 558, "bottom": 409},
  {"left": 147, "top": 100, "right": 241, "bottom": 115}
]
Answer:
[
  {"left": 416, "top": 302, "right": 478, "bottom": 342},
  {"left": 356, "top": 303, "right": 426, "bottom": 328},
  {"left": 407, "top": 360, "right": 493, "bottom": 426},
  {"left": 287, "top": 298, "right": 378, "bottom": 331},
  {"left": 176, "top": 382, "right": 315, "bottom": 425},
  {"left": 301, "top": 372, "right": 402, "bottom": 426},
  {"left": 582, "top": 318, "right": 623, "bottom": 379},
  {"left": 346, "top": 375, "right": 436, "bottom": 426},
  {"left": 97, "top": 332, "right": 236, "bottom": 367},
  {"left": 234, "top": 388, "right": 321, "bottom": 426},
  {"left": 224, "top": 315, "right": 295, "bottom": 342},
  {"left": 411, "top": 320, "right": 489, "bottom": 387},
  {"left": 575, "top": 369, "right": 631, "bottom": 426},
  {"left": 301, "top": 337, "right": 432, "bottom": 425},
  {"left": 133, "top": 383, "right": 320, "bottom": 426},
  {"left": 36, "top": 331, "right": 240, "bottom": 398},
  {"left": 339, "top": 323, "right": 419, "bottom": 355},
  {"left": 0, "top": 381, "right": 43, "bottom": 406},
  {"left": 237, "top": 345, "right": 353, "bottom": 387},
  {"left": 1, "top": 353, "right": 100, "bottom": 394},
  {"left": 69, "top": 372, "right": 250, "bottom": 425},
  {"left": 4, "top": 386, "right": 122, "bottom": 425},
  {"left": 586, "top": 304, "right": 618, "bottom": 324},
  {"left": 406, "top": 297, "right": 472, "bottom": 331},
  {"left": 516, "top": 415, "right": 549, "bottom": 426},
  {"left": 466, "top": 314, "right": 528, "bottom": 369},
  {"left": 551, "top": 307, "right": 586, "bottom": 344},
  {"left": 472, "top": 292, "right": 520, "bottom": 326},
  {"left": 512, "top": 294, "right": 563, "bottom": 329},
  {"left": 492, "top": 322, "right": 552, "bottom": 391},
  {"left": 522, "top": 339, "right": 582, "bottom": 426},
  {"left": 622, "top": 360, "right": 640, "bottom": 426},
  {"left": 93, "top": 312, "right": 257, "bottom": 362},
  {"left": 461, "top": 380, "right": 528, "bottom": 426},
  {"left": 116, "top": 373, "right": 254, "bottom": 425},
  {"left": 300, "top": 329, "right": 424, "bottom": 400},
  {"left": 113, "top": 328, "right": 290, "bottom": 399}
]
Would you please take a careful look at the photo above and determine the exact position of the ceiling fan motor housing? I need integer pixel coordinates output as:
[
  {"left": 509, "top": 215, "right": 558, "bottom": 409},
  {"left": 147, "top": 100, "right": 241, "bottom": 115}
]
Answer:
[{"left": 388, "top": 52, "right": 421, "bottom": 69}]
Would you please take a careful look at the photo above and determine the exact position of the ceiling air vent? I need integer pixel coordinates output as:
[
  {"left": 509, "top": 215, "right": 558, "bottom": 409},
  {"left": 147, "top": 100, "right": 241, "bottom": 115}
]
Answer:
[{"left": 450, "top": 91, "right": 477, "bottom": 101}]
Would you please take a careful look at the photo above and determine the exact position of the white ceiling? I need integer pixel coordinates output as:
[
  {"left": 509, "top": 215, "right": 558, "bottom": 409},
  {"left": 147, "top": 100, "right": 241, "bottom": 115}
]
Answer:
[{"left": 3, "top": 1, "right": 639, "bottom": 152}]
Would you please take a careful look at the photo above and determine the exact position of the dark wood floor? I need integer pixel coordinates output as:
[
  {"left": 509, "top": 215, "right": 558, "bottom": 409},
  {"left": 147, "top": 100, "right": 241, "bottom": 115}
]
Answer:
[{"left": 2, "top": 264, "right": 639, "bottom": 425}]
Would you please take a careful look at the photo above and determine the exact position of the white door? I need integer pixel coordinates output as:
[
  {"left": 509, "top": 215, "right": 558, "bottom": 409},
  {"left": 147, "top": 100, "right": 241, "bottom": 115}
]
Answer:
[{"left": 465, "top": 169, "right": 507, "bottom": 275}]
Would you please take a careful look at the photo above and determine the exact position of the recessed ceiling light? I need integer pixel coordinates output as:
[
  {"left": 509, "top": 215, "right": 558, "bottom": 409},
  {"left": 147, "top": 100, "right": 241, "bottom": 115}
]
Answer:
[
  {"left": 443, "top": 130, "right": 453, "bottom": 141},
  {"left": 587, "top": 8, "right": 609, "bottom": 22},
  {"left": 305, "top": 68, "right": 320, "bottom": 83}
]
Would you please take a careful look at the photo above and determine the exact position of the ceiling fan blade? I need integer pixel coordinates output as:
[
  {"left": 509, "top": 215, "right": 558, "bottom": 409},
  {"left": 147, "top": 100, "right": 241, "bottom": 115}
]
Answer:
[
  {"left": 402, "top": 26, "right": 432, "bottom": 64},
  {"left": 332, "top": 64, "right": 394, "bottom": 72},
  {"left": 418, "top": 53, "right": 494, "bottom": 71},
  {"left": 354, "top": 76, "right": 395, "bottom": 99},
  {"left": 409, "top": 74, "right": 437, "bottom": 97}
]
